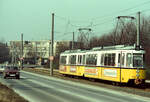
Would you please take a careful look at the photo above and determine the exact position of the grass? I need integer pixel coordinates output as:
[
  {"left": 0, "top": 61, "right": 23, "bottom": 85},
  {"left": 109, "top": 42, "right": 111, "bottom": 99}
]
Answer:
[{"left": 0, "top": 83, "right": 28, "bottom": 102}]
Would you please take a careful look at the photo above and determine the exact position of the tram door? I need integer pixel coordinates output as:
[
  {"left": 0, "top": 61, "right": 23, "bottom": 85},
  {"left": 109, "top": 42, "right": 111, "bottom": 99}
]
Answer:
[
  {"left": 118, "top": 52, "right": 125, "bottom": 83},
  {"left": 118, "top": 52, "right": 125, "bottom": 68}
]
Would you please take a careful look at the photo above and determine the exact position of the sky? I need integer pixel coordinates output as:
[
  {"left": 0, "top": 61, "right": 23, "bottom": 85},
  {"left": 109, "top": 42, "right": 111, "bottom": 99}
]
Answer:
[{"left": 0, "top": 0, "right": 150, "bottom": 42}]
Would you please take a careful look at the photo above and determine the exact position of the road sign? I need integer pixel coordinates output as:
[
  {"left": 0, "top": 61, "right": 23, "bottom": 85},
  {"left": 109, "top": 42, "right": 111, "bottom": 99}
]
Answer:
[
  {"left": 49, "top": 56, "right": 54, "bottom": 61},
  {"left": 20, "top": 57, "right": 24, "bottom": 60}
]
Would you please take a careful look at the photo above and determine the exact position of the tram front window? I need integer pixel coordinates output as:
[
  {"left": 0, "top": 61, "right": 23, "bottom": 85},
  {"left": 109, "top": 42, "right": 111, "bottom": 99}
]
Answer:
[{"left": 133, "top": 54, "right": 143, "bottom": 68}]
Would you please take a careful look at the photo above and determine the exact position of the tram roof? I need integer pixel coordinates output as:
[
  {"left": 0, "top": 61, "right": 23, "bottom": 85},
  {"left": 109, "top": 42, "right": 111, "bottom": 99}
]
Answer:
[
  {"left": 62, "top": 49, "right": 87, "bottom": 54},
  {"left": 92, "top": 45, "right": 137, "bottom": 50},
  {"left": 61, "top": 45, "right": 144, "bottom": 54}
]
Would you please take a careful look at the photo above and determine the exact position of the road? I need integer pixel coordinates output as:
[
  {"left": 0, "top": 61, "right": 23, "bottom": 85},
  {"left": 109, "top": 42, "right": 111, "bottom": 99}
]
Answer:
[{"left": 0, "top": 71, "right": 150, "bottom": 102}]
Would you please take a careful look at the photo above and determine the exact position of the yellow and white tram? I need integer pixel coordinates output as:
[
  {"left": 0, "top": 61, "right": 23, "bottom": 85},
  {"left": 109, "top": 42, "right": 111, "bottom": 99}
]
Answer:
[{"left": 59, "top": 45, "right": 145, "bottom": 85}]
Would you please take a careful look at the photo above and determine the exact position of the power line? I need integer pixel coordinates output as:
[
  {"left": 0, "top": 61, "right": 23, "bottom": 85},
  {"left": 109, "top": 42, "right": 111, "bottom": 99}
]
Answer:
[
  {"left": 90, "top": 0, "right": 150, "bottom": 21},
  {"left": 141, "top": 8, "right": 150, "bottom": 13},
  {"left": 54, "top": 0, "right": 150, "bottom": 29},
  {"left": 55, "top": 15, "right": 89, "bottom": 23},
  {"left": 92, "top": 18, "right": 115, "bottom": 27},
  {"left": 53, "top": 0, "right": 150, "bottom": 41}
]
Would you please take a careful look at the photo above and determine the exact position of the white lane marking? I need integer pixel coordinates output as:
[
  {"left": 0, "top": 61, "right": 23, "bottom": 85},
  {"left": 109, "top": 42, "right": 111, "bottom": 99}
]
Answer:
[
  {"left": 22, "top": 71, "right": 150, "bottom": 102},
  {"left": 22, "top": 74, "right": 129, "bottom": 102},
  {"left": 26, "top": 78, "right": 101, "bottom": 102},
  {"left": 12, "top": 79, "right": 70, "bottom": 102}
]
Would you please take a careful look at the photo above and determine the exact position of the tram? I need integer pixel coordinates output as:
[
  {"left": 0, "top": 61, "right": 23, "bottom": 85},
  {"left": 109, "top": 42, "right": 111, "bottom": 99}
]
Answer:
[{"left": 59, "top": 45, "right": 145, "bottom": 85}]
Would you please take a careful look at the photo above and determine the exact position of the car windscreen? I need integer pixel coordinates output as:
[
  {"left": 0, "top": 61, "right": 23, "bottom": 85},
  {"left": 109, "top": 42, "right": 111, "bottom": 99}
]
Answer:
[
  {"left": 13, "top": 67, "right": 18, "bottom": 70},
  {"left": 6, "top": 66, "right": 18, "bottom": 70}
]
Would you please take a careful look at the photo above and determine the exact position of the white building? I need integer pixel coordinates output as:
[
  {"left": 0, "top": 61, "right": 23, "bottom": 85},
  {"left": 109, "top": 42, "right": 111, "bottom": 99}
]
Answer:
[{"left": 9, "top": 40, "right": 80, "bottom": 64}]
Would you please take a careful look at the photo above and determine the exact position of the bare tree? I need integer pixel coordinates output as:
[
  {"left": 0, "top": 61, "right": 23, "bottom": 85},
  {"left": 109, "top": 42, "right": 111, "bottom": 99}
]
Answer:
[
  {"left": 0, "top": 42, "right": 10, "bottom": 63},
  {"left": 89, "top": 16, "right": 150, "bottom": 65}
]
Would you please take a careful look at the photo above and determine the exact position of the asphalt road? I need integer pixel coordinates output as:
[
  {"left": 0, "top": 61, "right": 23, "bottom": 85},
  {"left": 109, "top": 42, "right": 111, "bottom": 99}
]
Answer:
[{"left": 0, "top": 71, "right": 150, "bottom": 102}]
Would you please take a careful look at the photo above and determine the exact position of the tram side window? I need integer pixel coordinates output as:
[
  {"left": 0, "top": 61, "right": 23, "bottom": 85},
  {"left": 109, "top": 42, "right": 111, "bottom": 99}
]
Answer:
[
  {"left": 104, "top": 53, "right": 115, "bottom": 66},
  {"left": 60, "top": 56, "right": 67, "bottom": 64},
  {"left": 126, "top": 53, "right": 132, "bottom": 67},
  {"left": 82, "top": 55, "right": 85, "bottom": 65},
  {"left": 78, "top": 55, "right": 82, "bottom": 64},
  {"left": 118, "top": 54, "right": 120, "bottom": 64},
  {"left": 70, "top": 55, "right": 76, "bottom": 65},
  {"left": 86, "top": 54, "right": 97, "bottom": 65},
  {"left": 121, "top": 53, "right": 125, "bottom": 66},
  {"left": 104, "top": 54, "right": 109, "bottom": 65},
  {"left": 112, "top": 54, "right": 115, "bottom": 66},
  {"left": 101, "top": 54, "right": 104, "bottom": 66}
]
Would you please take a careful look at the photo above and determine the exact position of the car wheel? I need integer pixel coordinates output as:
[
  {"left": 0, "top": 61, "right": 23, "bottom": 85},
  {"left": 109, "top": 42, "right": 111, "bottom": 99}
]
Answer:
[
  {"left": 16, "top": 76, "right": 20, "bottom": 79},
  {"left": 3, "top": 76, "right": 6, "bottom": 79}
]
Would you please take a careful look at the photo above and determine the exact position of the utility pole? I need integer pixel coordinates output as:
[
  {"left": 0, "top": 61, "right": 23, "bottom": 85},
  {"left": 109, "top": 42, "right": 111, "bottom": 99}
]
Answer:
[
  {"left": 21, "top": 33, "right": 23, "bottom": 69},
  {"left": 14, "top": 44, "right": 16, "bottom": 65},
  {"left": 72, "top": 32, "right": 74, "bottom": 50},
  {"left": 136, "top": 12, "right": 140, "bottom": 50},
  {"left": 12, "top": 44, "right": 14, "bottom": 66},
  {"left": 50, "top": 13, "right": 54, "bottom": 76},
  {"left": 34, "top": 42, "right": 37, "bottom": 65}
]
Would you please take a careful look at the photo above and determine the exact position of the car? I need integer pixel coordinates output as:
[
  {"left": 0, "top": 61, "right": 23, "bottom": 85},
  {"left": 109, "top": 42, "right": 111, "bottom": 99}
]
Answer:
[
  {"left": 0, "top": 65, "right": 5, "bottom": 73},
  {"left": 3, "top": 66, "right": 20, "bottom": 79}
]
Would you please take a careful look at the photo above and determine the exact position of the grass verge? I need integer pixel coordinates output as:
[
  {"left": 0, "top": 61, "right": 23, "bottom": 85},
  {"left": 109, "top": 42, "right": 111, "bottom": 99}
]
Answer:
[{"left": 0, "top": 82, "right": 28, "bottom": 102}]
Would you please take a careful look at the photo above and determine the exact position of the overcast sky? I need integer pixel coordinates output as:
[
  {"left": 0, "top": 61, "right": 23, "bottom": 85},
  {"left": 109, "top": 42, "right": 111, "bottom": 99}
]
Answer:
[{"left": 0, "top": 0, "right": 150, "bottom": 42}]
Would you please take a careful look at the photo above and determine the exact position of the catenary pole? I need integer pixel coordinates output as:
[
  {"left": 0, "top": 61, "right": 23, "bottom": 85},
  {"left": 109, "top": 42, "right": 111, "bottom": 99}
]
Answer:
[
  {"left": 72, "top": 32, "right": 74, "bottom": 50},
  {"left": 21, "top": 33, "right": 23, "bottom": 69},
  {"left": 50, "top": 13, "right": 54, "bottom": 76},
  {"left": 136, "top": 12, "right": 140, "bottom": 49}
]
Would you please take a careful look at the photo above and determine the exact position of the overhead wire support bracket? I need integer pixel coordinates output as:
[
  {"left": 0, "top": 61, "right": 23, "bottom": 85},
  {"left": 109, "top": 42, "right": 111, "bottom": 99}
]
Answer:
[
  {"left": 78, "top": 28, "right": 92, "bottom": 31},
  {"left": 114, "top": 15, "right": 136, "bottom": 45},
  {"left": 117, "top": 16, "right": 135, "bottom": 20}
]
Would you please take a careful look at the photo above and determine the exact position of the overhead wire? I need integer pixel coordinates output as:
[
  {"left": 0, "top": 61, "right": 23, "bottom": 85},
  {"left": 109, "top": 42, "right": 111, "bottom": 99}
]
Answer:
[
  {"left": 53, "top": 0, "right": 150, "bottom": 41},
  {"left": 54, "top": 0, "right": 150, "bottom": 24},
  {"left": 141, "top": 8, "right": 150, "bottom": 13},
  {"left": 90, "top": 0, "right": 150, "bottom": 21}
]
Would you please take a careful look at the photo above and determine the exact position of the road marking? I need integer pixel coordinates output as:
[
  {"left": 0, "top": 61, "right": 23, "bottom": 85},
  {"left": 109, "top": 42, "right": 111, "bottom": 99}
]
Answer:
[
  {"left": 22, "top": 74, "right": 144, "bottom": 102},
  {"left": 22, "top": 73, "right": 130, "bottom": 102},
  {"left": 22, "top": 71, "right": 150, "bottom": 102},
  {"left": 26, "top": 78, "right": 101, "bottom": 102},
  {"left": 11, "top": 79, "right": 70, "bottom": 102}
]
